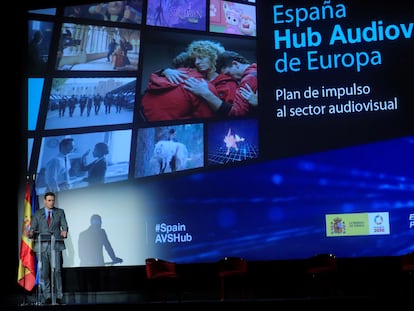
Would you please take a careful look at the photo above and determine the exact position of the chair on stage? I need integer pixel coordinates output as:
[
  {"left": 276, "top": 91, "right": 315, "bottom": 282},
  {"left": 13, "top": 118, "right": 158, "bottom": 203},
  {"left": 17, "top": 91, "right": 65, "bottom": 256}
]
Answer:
[
  {"left": 306, "top": 253, "right": 338, "bottom": 296},
  {"left": 400, "top": 251, "right": 414, "bottom": 296},
  {"left": 217, "top": 257, "right": 248, "bottom": 301},
  {"left": 401, "top": 251, "right": 414, "bottom": 273},
  {"left": 145, "top": 258, "right": 181, "bottom": 301}
]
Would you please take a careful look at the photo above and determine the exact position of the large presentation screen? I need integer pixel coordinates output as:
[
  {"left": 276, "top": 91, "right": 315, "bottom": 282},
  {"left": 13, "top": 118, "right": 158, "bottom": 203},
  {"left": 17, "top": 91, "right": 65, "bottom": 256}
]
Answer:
[
  {"left": 257, "top": 0, "right": 414, "bottom": 159},
  {"left": 21, "top": 0, "right": 414, "bottom": 268}
]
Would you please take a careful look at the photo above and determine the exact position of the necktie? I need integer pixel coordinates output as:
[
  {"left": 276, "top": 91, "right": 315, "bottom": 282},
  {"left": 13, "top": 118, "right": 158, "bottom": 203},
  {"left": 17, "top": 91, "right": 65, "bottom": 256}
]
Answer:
[{"left": 47, "top": 211, "right": 51, "bottom": 227}]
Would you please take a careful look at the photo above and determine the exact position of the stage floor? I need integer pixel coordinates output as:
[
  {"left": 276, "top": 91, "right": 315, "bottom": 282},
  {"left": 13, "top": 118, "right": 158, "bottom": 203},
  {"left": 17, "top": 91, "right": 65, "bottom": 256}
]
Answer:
[{"left": 8, "top": 293, "right": 411, "bottom": 311}]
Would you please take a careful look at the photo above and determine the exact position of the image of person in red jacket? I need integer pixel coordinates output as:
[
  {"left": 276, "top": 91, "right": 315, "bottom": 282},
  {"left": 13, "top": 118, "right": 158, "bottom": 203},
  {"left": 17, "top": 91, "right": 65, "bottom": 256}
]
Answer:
[
  {"left": 142, "top": 40, "right": 239, "bottom": 122},
  {"left": 184, "top": 50, "right": 257, "bottom": 117},
  {"left": 185, "top": 40, "right": 238, "bottom": 109},
  {"left": 141, "top": 51, "right": 216, "bottom": 121}
]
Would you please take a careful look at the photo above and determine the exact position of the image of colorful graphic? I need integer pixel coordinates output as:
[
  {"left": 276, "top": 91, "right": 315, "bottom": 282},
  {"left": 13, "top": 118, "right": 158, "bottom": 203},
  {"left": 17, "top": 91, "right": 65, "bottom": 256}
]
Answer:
[
  {"left": 146, "top": 0, "right": 206, "bottom": 31},
  {"left": 210, "top": 0, "right": 256, "bottom": 36},
  {"left": 326, "top": 212, "right": 390, "bottom": 237}
]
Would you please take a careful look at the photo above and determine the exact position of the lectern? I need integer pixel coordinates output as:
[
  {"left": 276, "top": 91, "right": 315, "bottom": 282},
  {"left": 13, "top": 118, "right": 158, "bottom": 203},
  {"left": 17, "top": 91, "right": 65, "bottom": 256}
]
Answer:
[{"left": 36, "top": 233, "right": 59, "bottom": 305}]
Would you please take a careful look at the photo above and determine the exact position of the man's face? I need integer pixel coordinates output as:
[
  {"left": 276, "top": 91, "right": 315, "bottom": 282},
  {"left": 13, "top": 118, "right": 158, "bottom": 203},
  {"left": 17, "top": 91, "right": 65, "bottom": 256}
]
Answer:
[
  {"left": 194, "top": 55, "right": 212, "bottom": 73},
  {"left": 44, "top": 195, "right": 55, "bottom": 209},
  {"left": 221, "top": 62, "right": 242, "bottom": 80},
  {"left": 63, "top": 141, "right": 74, "bottom": 155},
  {"left": 108, "top": 1, "right": 124, "bottom": 15}
]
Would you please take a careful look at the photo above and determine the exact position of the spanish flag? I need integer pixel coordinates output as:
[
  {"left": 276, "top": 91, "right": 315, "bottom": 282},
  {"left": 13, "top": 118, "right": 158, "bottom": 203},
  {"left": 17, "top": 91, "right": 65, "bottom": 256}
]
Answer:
[{"left": 17, "top": 181, "right": 37, "bottom": 291}]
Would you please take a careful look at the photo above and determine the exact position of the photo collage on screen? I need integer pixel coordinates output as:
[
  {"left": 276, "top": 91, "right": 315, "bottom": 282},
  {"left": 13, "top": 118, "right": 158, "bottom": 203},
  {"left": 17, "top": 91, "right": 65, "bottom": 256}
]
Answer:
[{"left": 26, "top": 0, "right": 259, "bottom": 194}]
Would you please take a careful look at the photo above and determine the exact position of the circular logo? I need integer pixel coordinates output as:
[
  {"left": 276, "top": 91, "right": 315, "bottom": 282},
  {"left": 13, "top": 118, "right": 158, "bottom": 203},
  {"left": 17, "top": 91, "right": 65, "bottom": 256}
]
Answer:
[{"left": 374, "top": 215, "right": 383, "bottom": 225}]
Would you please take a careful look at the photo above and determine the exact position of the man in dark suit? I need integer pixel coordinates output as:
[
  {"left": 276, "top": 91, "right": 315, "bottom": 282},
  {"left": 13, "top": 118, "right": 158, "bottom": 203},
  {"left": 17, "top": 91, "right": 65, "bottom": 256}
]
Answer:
[{"left": 28, "top": 192, "right": 68, "bottom": 305}]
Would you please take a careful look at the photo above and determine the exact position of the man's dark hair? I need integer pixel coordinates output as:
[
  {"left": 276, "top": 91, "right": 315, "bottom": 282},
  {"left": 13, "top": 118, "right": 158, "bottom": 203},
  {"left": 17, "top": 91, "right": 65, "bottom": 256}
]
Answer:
[
  {"left": 172, "top": 52, "right": 195, "bottom": 68},
  {"left": 59, "top": 138, "right": 74, "bottom": 152},
  {"left": 95, "top": 142, "right": 109, "bottom": 155},
  {"left": 216, "top": 51, "right": 250, "bottom": 72},
  {"left": 44, "top": 191, "right": 56, "bottom": 199}
]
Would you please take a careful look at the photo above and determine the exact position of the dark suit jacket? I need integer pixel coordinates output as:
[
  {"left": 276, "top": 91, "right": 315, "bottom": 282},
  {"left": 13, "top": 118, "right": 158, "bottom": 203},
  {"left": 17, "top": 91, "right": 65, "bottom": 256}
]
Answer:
[{"left": 30, "top": 207, "right": 68, "bottom": 252}]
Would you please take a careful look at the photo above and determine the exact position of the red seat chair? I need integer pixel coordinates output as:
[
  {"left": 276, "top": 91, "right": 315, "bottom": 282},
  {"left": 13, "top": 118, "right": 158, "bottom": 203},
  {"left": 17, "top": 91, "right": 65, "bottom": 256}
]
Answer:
[
  {"left": 306, "top": 253, "right": 338, "bottom": 296},
  {"left": 145, "top": 258, "right": 180, "bottom": 301},
  {"left": 401, "top": 251, "right": 414, "bottom": 273},
  {"left": 218, "top": 257, "right": 248, "bottom": 301},
  {"left": 400, "top": 252, "right": 414, "bottom": 296}
]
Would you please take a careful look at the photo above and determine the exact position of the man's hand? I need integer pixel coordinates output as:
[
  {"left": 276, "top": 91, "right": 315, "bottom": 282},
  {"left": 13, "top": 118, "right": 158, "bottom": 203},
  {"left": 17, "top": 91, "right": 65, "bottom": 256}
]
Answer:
[
  {"left": 60, "top": 230, "right": 68, "bottom": 238},
  {"left": 183, "top": 77, "right": 210, "bottom": 96},
  {"left": 239, "top": 84, "right": 258, "bottom": 106},
  {"left": 26, "top": 229, "right": 34, "bottom": 239},
  {"left": 162, "top": 68, "right": 188, "bottom": 84}
]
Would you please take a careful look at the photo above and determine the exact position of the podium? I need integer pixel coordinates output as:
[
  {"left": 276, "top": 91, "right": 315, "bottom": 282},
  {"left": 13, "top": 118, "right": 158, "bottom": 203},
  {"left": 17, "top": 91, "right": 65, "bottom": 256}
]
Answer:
[{"left": 36, "top": 233, "right": 62, "bottom": 305}]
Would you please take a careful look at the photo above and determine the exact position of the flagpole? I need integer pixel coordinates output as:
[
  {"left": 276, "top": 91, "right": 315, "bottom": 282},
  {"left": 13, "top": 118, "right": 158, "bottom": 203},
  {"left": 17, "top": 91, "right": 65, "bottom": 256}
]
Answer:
[{"left": 32, "top": 173, "right": 42, "bottom": 306}]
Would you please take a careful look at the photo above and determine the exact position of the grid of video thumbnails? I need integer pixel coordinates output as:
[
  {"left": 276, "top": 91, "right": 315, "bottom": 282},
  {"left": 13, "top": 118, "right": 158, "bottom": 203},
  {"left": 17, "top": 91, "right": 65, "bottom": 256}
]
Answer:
[{"left": 27, "top": 0, "right": 259, "bottom": 194}]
